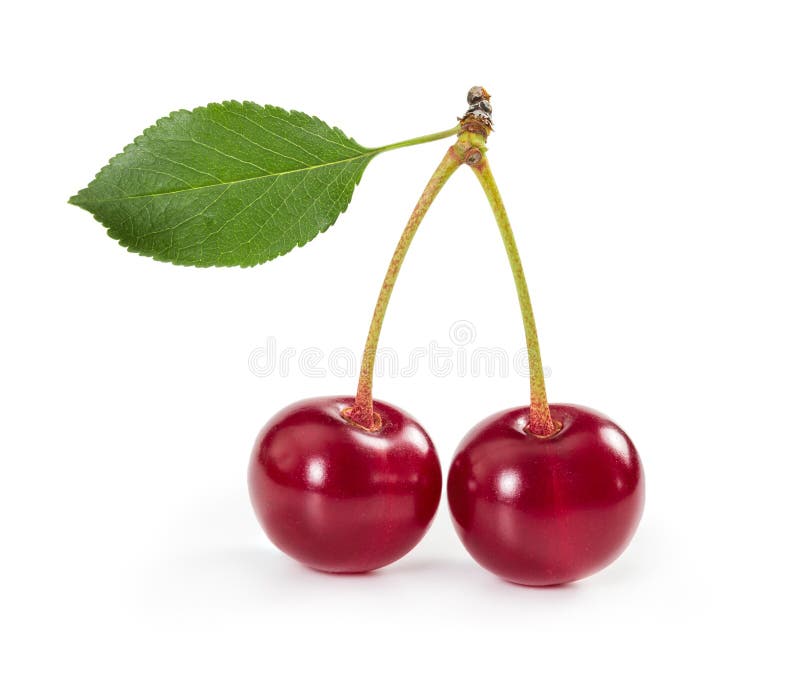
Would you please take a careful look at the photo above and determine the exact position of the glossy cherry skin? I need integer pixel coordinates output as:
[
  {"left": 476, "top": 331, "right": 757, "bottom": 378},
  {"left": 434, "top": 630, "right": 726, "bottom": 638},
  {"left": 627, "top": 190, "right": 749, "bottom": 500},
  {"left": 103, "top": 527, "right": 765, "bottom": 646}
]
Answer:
[
  {"left": 448, "top": 404, "right": 644, "bottom": 586},
  {"left": 249, "top": 396, "right": 442, "bottom": 573}
]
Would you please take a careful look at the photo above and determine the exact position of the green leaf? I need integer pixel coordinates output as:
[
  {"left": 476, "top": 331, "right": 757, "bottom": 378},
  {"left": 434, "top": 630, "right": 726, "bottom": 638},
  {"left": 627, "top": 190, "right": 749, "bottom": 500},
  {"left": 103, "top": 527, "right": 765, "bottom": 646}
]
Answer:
[{"left": 70, "top": 102, "right": 377, "bottom": 267}]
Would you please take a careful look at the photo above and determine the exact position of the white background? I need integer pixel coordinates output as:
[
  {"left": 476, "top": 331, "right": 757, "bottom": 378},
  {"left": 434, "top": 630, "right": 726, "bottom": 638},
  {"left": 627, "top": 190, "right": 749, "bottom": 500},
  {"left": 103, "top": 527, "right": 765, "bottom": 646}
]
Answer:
[{"left": 2, "top": 1, "right": 799, "bottom": 693}]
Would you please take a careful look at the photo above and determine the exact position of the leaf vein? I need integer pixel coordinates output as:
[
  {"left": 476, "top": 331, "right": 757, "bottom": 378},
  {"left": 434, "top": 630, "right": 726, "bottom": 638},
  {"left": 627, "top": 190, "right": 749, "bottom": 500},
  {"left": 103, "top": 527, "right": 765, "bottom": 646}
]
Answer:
[
  {"left": 88, "top": 153, "right": 373, "bottom": 203},
  {"left": 266, "top": 111, "right": 365, "bottom": 155},
  {"left": 134, "top": 185, "right": 233, "bottom": 241},
  {"left": 138, "top": 145, "right": 224, "bottom": 183},
  {"left": 203, "top": 111, "right": 311, "bottom": 169},
  {"left": 230, "top": 104, "right": 328, "bottom": 163}
]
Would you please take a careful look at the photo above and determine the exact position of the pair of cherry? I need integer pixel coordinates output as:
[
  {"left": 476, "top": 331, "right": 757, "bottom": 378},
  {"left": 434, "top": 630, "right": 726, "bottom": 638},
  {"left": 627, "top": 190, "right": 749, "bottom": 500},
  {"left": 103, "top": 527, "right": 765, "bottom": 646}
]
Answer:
[
  {"left": 249, "top": 396, "right": 643, "bottom": 586},
  {"left": 249, "top": 88, "right": 644, "bottom": 586}
]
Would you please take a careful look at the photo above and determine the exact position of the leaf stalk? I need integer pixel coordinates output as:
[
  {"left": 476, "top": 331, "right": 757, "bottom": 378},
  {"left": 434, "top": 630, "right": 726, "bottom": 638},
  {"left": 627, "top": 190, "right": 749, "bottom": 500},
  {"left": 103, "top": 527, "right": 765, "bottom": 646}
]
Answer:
[{"left": 372, "top": 126, "right": 461, "bottom": 155}]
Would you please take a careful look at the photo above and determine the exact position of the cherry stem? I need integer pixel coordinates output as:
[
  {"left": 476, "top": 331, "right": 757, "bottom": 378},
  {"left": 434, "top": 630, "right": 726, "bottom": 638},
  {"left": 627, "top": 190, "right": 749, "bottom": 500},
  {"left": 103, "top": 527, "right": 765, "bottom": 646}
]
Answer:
[
  {"left": 346, "top": 136, "right": 480, "bottom": 430},
  {"left": 469, "top": 156, "right": 556, "bottom": 437},
  {"left": 372, "top": 126, "right": 461, "bottom": 154},
  {"left": 346, "top": 87, "right": 551, "bottom": 435}
]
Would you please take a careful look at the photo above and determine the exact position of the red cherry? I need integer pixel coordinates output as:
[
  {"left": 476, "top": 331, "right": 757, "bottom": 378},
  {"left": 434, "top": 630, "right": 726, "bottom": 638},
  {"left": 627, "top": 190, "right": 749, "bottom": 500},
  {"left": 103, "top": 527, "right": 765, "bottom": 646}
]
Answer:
[
  {"left": 249, "top": 396, "right": 442, "bottom": 573},
  {"left": 447, "top": 404, "right": 644, "bottom": 586}
]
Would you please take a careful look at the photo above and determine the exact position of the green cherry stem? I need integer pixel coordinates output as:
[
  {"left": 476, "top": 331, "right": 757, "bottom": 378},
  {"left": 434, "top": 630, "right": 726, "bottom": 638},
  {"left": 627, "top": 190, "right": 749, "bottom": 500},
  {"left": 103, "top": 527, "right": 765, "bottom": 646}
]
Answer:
[
  {"left": 372, "top": 126, "right": 461, "bottom": 154},
  {"left": 469, "top": 154, "right": 557, "bottom": 437},
  {"left": 345, "top": 133, "right": 483, "bottom": 430}
]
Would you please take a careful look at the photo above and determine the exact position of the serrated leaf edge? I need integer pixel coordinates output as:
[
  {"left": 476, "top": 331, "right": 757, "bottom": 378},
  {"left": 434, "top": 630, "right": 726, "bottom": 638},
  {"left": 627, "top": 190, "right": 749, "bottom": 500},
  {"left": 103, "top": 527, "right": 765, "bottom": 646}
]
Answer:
[{"left": 69, "top": 101, "right": 376, "bottom": 268}]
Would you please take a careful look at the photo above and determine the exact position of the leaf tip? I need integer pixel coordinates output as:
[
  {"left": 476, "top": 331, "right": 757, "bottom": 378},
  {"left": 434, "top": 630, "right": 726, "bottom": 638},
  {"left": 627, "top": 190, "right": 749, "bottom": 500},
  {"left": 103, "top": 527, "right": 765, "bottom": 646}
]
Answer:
[{"left": 68, "top": 190, "right": 86, "bottom": 208}]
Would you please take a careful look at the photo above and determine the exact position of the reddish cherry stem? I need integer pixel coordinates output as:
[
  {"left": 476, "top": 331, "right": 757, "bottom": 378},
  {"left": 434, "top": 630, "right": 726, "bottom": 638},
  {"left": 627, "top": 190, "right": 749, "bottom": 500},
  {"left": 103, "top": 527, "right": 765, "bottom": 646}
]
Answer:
[{"left": 346, "top": 135, "right": 482, "bottom": 430}]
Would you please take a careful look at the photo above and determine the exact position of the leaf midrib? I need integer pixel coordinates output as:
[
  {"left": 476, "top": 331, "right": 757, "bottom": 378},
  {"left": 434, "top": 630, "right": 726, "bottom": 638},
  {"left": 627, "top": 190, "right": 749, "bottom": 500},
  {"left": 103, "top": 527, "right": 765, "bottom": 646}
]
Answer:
[{"left": 76, "top": 148, "right": 376, "bottom": 205}]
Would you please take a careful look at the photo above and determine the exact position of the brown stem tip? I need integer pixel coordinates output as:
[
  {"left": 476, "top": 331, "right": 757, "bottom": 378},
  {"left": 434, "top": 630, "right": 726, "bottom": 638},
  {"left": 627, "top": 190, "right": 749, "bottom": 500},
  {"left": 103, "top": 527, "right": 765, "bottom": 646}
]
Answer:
[{"left": 461, "top": 86, "right": 493, "bottom": 131}]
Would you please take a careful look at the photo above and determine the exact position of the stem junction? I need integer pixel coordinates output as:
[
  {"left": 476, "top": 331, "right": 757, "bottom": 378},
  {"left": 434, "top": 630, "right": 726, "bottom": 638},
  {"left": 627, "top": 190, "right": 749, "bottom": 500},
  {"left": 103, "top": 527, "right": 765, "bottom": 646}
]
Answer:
[{"left": 344, "top": 88, "right": 556, "bottom": 438}]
